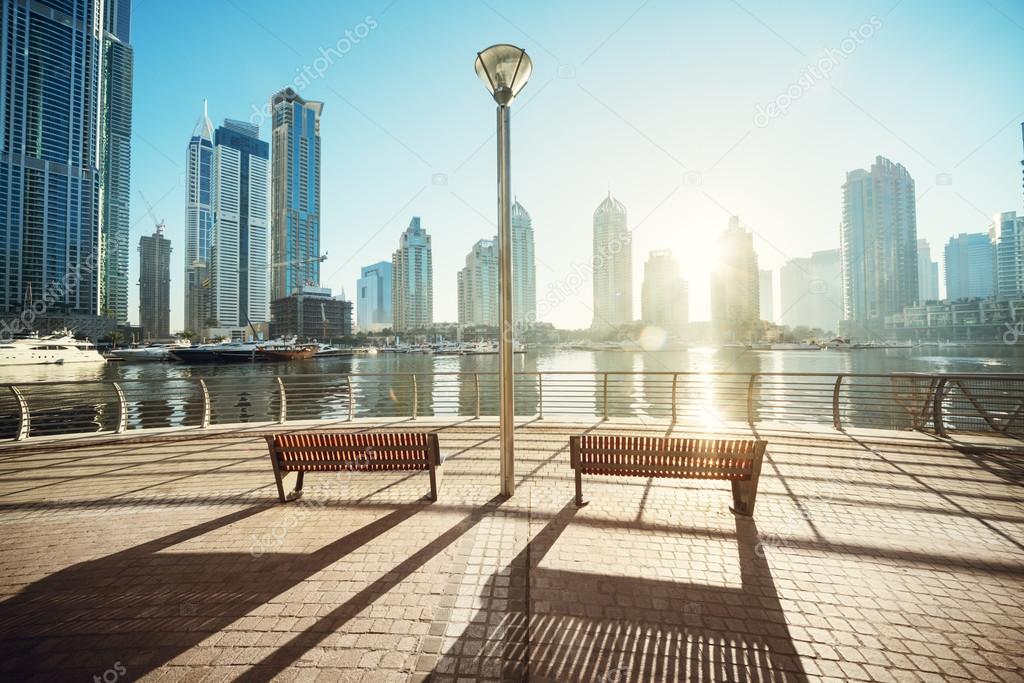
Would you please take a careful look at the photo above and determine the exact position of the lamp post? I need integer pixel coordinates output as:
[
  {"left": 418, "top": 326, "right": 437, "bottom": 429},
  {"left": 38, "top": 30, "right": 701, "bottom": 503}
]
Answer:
[{"left": 475, "top": 44, "right": 533, "bottom": 497}]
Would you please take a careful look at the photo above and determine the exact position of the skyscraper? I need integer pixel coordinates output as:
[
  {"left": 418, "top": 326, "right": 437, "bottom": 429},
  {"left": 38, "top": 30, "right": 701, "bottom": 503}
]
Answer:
[
  {"left": 759, "top": 269, "right": 774, "bottom": 322},
  {"left": 210, "top": 119, "right": 270, "bottom": 331},
  {"left": 356, "top": 261, "right": 392, "bottom": 331},
  {"left": 994, "top": 211, "right": 1024, "bottom": 300},
  {"left": 840, "top": 156, "right": 918, "bottom": 334},
  {"left": 944, "top": 233, "right": 994, "bottom": 301},
  {"left": 1, "top": 0, "right": 105, "bottom": 335},
  {"left": 270, "top": 88, "right": 322, "bottom": 301},
  {"left": 139, "top": 223, "right": 172, "bottom": 339},
  {"left": 457, "top": 238, "right": 499, "bottom": 326},
  {"left": 916, "top": 238, "right": 940, "bottom": 303},
  {"left": 392, "top": 217, "right": 433, "bottom": 332},
  {"left": 711, "top": 216, "right": 760, "bottom": 341},
  {"left": 511, "top": 200, "right": 536, "bottom": 326},
  {"left": 184, "top": 102, "right": 214, "bottom": 333},
  {"left": 780, "top": 249, "right": 843, "bottom": 333},
  {"left": 99, "top": 0, "right": 133, "bottom": 324},
  {"left": 592, "top": 194, "right": 632, "bottom": 333},
  {"left": 640, "top": 251, "right": 688, "bottom": 336}
]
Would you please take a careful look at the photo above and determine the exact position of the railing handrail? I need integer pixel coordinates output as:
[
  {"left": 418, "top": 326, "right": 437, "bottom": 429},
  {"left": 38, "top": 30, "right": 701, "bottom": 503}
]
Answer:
[{"left": 2, "top": 369, "right": 1024, "bottom": 389}]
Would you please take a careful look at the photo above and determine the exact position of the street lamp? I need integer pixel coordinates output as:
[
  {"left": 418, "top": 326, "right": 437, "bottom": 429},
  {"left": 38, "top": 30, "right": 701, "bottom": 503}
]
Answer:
[{"left": 475, "top": 44, "right": 532, "bottom": 497}]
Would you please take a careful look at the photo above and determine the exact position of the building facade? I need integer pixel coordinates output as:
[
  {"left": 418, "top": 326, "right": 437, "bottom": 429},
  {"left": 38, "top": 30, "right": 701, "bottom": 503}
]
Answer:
[
  {"left": 916, "top": 238, "right": 940, "bottom": 303},
  {"left": 356, "top": 261, "right": 393, "bottom": 331},
  {"left": 457, "top": 239, "right": 499, "bottom": 327},
  {"left": 392, "top": 217, "right": 433, "bottom": 332},
  {"left": 592, "top": 194, "right": 632, "bottom": 334},
  {"left": 99, "top": 0, "right": 133, "bottom": 324},
  {"left": 779, "top": 248, "right": 843, "bottom": 333},
  {"left": 270, "top": 88, "right": 322, "bottom": 301},
  {"left": 210, "top": 119, "right": 270, "bottom": 333},
  {"left": 139, "top": 223, "right": 171, "bottom": 339},
  {"left": 511, "top": 200, "right": 537, "bottom": 326},
  {"left": 640, "top": 250, "right": 688, "bottom": 336},
  {"left": 944, "top": 232, "right": 994, "bottom": 301},
  {"left": 886, "top": 297, "right": 1024, "bottom": 343},
  {"left": 840, "top": 156, "right": 919, "bottom": 336},
  {"left": 711, "top": 216, "right": 760, "bottom": 341},
  {"left": 758, "top": 269, "right": 774, "bottom": 322},
  {"left": 184, "top": 103, "right": 214, "bottom": 333},
  {"left": 270, "top": 286, "right": 351, "bottom": 340},
  {"left": 994, "top": 211, "right": 1024, "bottom": 300},
  {"left": 1, "top": 0, "right": 108, "bottom": 337}
]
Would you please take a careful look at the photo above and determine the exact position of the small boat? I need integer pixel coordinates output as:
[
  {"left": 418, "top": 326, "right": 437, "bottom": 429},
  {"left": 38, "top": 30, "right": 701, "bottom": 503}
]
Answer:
[
  {"left": 109, "top": 340, "right": 190, "bottom": 362},
  {"left": 260, "top": 345, "right": 318, "bottom": 362}
]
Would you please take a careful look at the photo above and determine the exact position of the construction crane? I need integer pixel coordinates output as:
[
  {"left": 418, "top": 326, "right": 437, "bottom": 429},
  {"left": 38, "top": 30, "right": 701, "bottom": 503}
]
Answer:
[
  {"left": 267, "top": 253, "right": 328, "bottom": 270},
  {"left": 138, "top": 190, "right": 165, "bottom": 235}
]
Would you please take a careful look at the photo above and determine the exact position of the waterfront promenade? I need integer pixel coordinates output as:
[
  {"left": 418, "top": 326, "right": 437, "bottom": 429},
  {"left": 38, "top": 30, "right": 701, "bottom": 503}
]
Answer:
[{"left": 0, "top": 417, "right": 1021, "bottom": 682}]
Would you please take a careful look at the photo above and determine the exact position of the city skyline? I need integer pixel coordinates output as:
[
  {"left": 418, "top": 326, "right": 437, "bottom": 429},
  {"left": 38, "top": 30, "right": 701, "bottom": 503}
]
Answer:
[{"left": 82, "top": 1, "right": 1024, "bottom": 331}]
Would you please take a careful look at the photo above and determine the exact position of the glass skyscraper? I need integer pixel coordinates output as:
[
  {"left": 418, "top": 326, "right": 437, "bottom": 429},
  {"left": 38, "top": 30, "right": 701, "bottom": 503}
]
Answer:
[
  {"left": 1, "top": 0, "right": 104, "bottom": 328},
  {"left": 270, "top": 88, "right": 322, "bottom": 302},
  {"left": 457, "top": 238, "right": 499, "bottom": 326},
  {"left": 944, "top": 233, "right": 994, "bottom": 301},
  {"left": 840, "top": 156, "right": 918, "bottom": 334},
  {"left": 185, "top": 103, "right": 214, "bottom": 333},
  {"left": 510, "top": 200, "right": 536, "bottom": 326},
  {"left": 392, "top": 217, "right": 433, "bottom": 332},
  {"left": 139, "top": 223, "right": 171, "bottom": 339},
  {"left": 591, "top": 194, "right": 632, "bottom": 333},
  {"left": 99, "top": 0, "right": 133, "bottom": 324},
  {"left": 211, "top": 119, "right": 270, "bottom": 330},
  {"left": 356, "top": 261, "right": 392, "bottom": 331}
]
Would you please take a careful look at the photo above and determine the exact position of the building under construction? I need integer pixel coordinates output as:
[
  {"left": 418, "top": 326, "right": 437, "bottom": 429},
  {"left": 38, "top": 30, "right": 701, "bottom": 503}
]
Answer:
[{"left": 270, "top": 286, "right": 352, "bottom": 341}]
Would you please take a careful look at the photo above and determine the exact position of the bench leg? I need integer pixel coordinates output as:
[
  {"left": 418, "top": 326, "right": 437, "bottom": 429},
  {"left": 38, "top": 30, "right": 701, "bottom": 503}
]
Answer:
[
  {"left": 272, "top": 467, "right": 287, "bottom": 503},
  {"left": 574, "top": 468, "right": 586, "bottom": 507},
  {"left": 428, "top": 464, "right": 438, "bottom": 501},
  {"left": 730, "top": 480, "right": 756, "bottom": 516},
  {"left": 295, "top": 471, "right": 304, "bottom": 495}
]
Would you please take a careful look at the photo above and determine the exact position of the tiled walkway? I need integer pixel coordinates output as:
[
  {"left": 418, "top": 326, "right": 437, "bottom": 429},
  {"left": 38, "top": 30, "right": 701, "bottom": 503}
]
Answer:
[{"left": 0, "top": 417, "right": 1021, "bottom": 682}]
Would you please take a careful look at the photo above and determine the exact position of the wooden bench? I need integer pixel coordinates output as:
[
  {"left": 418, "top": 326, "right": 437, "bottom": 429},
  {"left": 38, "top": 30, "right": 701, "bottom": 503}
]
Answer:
[
  {"left": 569, "top": 435, "right": 767, "bottom": 515},
  {"left": 265, "top": 432, "right": 442, "bottom": 503}
]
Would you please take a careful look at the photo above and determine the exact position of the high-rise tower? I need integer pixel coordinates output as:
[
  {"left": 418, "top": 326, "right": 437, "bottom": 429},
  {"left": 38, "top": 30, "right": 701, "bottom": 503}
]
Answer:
[
  {"left": 392, "top": 217, "right": 433, "bottom": 332},
  {"left": 270, "top": 88, "right": 323, "bottom": 302},
  {"left": 840, "top": 156, "right": 918, "bottom": 334},
  {"left": 184, "top": 102, "right": 214, "bottom": 333},
  {"left": 592, "top": 194, "right": 632, "bottom": 333},
  {"left": 511, "top": 200, "right": 536, "bottom": 326}
]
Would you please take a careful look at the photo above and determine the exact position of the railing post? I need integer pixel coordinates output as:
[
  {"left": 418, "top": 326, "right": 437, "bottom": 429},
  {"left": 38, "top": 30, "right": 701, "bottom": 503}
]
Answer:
[
  {"left": 276, "top": 376, "right": 287, "bottom": 424},
  {"left": 112, "top": 382, "right": 127, "bottom": 433},
  {"left": 411, "top": 374, "right": 418, "bottom": 419},
  {"left": 346, "top": 375, "right": 354, "bottom": 421},
  {"left": 832, "top": 374, "right": 844, "bottom": 430},
  {"left": 602, "top": 373, "right": 609, "bottom": 420},
  {"left": 671, "top": 373, "right": 678, "bottom": 424},
  {"left": 198, "top": 379, "right": 211, "bottom": 428},
  {"left": 474, "top": 373, "right": 481, "bottom": 418},
  {"left": 746, "top": 373, "right": 758, "bottom": 427},
  {"left": 537, "top": 373, "right": 544, "bottom": 420},
  {"left": 9, "top": 386, "right": 29, "bottom": 441},
  {"left": 933, "top": 377, "right": 948, "bottom": 437}
]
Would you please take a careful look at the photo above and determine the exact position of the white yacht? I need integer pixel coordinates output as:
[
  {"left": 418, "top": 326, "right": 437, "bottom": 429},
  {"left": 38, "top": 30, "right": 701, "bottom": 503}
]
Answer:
[
  {"left": 108, "top": 340, "right": 190, "bottom": 362},
  {"left": 0, "top": 332, "right": 106, "bottom": 366}
]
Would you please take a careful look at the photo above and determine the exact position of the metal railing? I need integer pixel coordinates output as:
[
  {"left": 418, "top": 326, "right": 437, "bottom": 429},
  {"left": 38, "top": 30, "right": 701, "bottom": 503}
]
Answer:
[{"left": 0, "top": 371, "right": 1022, "bottom": 441}]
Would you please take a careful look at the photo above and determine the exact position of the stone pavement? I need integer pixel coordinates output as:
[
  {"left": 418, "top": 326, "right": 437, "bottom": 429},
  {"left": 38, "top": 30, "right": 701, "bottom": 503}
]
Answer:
[{"left": 0, "top": 417, "right": 1021, "bottom": 682}]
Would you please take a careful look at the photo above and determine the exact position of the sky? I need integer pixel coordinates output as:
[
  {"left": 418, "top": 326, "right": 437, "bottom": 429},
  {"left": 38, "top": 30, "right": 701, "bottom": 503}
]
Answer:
[{"left": 128, "top": 0, "right": 1024, "bottom": 331}]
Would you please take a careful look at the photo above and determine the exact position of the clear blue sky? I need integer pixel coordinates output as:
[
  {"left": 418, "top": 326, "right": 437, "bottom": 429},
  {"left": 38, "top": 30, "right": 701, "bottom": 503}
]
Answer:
[{"left": 128, "top": 0, "right": 1024, "bottom": 331}]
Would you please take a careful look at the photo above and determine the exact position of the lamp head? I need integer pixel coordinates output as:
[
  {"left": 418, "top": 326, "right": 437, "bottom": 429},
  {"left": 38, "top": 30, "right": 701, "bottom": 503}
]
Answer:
[{"left": 475, "top": 44, "right": 533, "bottom": 106}]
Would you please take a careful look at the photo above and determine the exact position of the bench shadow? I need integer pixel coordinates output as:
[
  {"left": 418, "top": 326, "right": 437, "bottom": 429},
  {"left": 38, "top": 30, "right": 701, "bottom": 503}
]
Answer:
[
  {"left": 432, "top": 502, "right": 807, "bottom": 682},
  {"left": 0, "top": 500, "right": 429, "bottom": 679}
]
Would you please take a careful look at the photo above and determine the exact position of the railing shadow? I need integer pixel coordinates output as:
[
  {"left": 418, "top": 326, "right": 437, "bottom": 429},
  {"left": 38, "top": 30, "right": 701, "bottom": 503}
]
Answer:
[
  {"left": 431, "top": 501, "right": 806, "bottom": 682},
  {"left": 0, "top": 501, "right": 430, "bottom": 679}
]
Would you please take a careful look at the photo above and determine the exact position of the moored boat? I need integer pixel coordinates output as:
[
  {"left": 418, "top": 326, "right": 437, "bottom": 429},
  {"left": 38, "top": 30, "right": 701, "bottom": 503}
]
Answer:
[{"left": 0, "top": 331, "right": 106, "bottom": 367}]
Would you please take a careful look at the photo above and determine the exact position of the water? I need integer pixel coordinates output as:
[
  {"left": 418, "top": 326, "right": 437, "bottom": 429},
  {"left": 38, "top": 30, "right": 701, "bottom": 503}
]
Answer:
[{"left": 1, "top": 346, "right": 1021, "bottom": 438}]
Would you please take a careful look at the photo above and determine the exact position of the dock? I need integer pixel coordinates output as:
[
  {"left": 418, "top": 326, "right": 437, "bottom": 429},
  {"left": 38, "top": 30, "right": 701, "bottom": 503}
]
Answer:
[{"left": 0, "top": 418, "right": 1021, "bottom": 681}]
